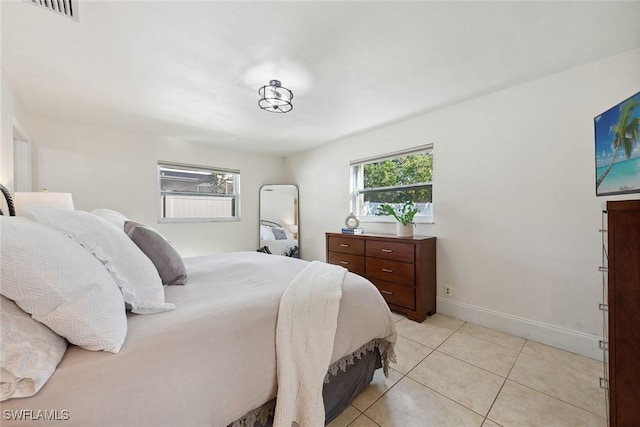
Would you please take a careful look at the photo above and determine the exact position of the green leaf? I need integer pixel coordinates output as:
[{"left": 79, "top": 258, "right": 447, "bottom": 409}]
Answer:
[{"left": 375, "top": 200, "right": 419, "bottom": 225}]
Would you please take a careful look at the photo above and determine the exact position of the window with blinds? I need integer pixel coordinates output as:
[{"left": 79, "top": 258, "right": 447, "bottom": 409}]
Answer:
[
  {"left": 158, "top": 162, "right": 240, "bottom": 222},
  {"left": 351, "top": 145, "right": 433, "bottom": 221}
]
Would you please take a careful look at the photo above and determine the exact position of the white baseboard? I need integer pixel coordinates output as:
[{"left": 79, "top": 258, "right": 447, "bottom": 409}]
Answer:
[{"left": 436, "top": 298, "right": 604, "bottom": 361}]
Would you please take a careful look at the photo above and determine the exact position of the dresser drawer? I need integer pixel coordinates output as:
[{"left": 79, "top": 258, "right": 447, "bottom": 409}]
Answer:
[
  {"left": 326, "top": 232, "right": 436, "bottom": 322},
  {"left": 327, "top": 236, "right": 364, "bottom": 255},
  {"left": 366, "top": 258, "right": 414, "bottom": 286},
  {"left": 366, "top": 240, "right": 414, "bottom": 262},
  {"left": 328, "top": 252, "right": 365, "bottom": 276},
  {"left": 370, "top": 278, "right": 415, "bottom": 310}
]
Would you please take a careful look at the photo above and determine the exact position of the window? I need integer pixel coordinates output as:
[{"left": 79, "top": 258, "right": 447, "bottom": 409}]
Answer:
[
  {"left": 158, "top": 162, "right": 240, "bottom": 222},
  {"left": 351, "top": 145, "right": 433, "bottom": 221}
]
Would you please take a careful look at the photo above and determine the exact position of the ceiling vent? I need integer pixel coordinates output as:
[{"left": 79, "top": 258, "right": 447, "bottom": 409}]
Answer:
[{"left": 27, "top": 0, "right": 79, "bottom": 22}]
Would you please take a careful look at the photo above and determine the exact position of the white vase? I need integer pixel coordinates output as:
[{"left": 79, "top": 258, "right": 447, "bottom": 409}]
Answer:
[{"left": 396, "top": 222, "right": 413, "bottom": 237}]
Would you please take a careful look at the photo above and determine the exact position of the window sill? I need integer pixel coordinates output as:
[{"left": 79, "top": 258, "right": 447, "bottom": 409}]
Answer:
[
  {"left": 158, "top": 217, "right": 241, "bottom": 223},
  {"left": 357, "top": 216, "right": 434, "bottom": 225}
]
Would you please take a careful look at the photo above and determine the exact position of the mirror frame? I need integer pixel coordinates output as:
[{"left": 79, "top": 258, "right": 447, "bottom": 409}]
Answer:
[{"left": 259, "top": 184, "right": 299, "bottom": 257}]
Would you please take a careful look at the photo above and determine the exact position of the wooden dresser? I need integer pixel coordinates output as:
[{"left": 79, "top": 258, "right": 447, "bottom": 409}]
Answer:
[
  {"left": 605, "top": 200, "right": 640, "bottom": 427},
  {"left": 326, "top": 232, "right": 436, "bottom": 322}
]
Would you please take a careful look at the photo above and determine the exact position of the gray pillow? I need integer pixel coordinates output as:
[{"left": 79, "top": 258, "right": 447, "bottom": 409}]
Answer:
[
  {"left": 124, "top": 221, "right": 187, "bottom": 286},
  {"left": 272, "top": 228, "right": 288, "bottom": 240}
]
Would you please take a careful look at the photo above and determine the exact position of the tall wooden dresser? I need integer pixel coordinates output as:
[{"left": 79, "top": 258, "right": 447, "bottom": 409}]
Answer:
[
  {"left": 326, "top": 232, "right": 436, "bottom": 322},
  {"left": 604, "top": 200, "right": 640, "bottom": 427}
]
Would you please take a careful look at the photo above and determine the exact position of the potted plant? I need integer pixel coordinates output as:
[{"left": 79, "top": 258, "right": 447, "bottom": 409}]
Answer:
[{"left": 375, "top": 201, "right": 419, "bottom": 237}]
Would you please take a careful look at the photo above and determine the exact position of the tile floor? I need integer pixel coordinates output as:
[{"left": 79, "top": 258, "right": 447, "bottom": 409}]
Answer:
[{"left": 328, "top": 313, "right": 607, "bottom": 427}]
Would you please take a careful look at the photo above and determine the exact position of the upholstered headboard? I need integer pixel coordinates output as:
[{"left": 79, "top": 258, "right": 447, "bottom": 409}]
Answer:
[{"left": 0, "top": 183, "right": 16, "bottom": 216}]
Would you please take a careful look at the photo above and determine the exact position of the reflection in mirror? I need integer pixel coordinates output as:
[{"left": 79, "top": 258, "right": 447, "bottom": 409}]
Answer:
[{"left": 259, "top": 184, "right": 299, "bottom": 257}]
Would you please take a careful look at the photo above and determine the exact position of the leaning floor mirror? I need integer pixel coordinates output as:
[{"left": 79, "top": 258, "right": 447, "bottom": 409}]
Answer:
[{"left": 259, "top": 184, "right": 299, "bottom": 258}]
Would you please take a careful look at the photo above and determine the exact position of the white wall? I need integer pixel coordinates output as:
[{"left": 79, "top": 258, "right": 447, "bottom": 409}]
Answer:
[
  {"left": 288, "top": 48, "right": 640, "bottom": 359},
  {"left": 1, "top": 71, "right": 31, "bottom": 194},
  {"left": 0, "top": 74, "right": 13, "bottom": 191},
  {"left": 260, "top": 185, "right": 297, "bottom": 228},
  {"left": 28, "top": 117, "right": 289, "bottom": 256}
]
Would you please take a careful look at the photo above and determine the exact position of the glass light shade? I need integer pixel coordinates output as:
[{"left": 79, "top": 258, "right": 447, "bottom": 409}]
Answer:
[
  {"left": 258, "top": 80, "right": 293, "bottom": 113},
  {"left": 14, "top": 191, "right": 75, "bottom": 216}
]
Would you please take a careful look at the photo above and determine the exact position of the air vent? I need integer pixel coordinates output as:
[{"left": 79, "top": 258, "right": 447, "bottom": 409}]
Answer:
[{"left": 27, "top": 0, "right": 79, "bottom": 22}]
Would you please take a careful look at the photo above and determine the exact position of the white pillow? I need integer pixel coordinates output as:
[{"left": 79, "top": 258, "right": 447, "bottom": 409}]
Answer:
[
  {"left": 91, "top": 208, "right": 129, "bottom": 230},
  {"left": 1, "top": 296, "right": 68, "bottom": 401},
  {"left": 260, "top": 224, "right": 276, "bottom": 240},
  {"left": 0, "top": 217, "right": 127, "bottom": 353},
  {"left": 24, "top": 207, "right": 174, "bottom": 315}
]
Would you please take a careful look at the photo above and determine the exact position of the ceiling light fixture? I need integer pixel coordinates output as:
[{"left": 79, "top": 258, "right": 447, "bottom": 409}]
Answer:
[{"left": 258, "top": 80, "right": 293, "bottom": 113}]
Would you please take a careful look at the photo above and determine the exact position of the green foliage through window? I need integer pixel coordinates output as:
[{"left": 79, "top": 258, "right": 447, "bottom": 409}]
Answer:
[
  {"left": 352, "top": 147, "right": 433, "bottom": 218},
  {"left": 363, "top": 154, "right": 433, "bottom": 188}
]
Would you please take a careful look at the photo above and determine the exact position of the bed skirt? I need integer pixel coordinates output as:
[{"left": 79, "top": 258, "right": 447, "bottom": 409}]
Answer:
[{"left": 229, "top": 339, "right": 392, "bottom": 427}]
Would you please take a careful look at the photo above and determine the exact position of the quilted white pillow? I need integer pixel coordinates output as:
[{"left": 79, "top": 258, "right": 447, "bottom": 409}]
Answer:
[
  {"left": 25, "top": 206, "right": 174, "bottom": 314},
  {"left": 91, "top": 208, "right": 129, "bottom": 230},
  {"left": 0, "top": 217, "right": 127, "bottom": 353},
  {"left": 1, "top": 296, "right": 68, "bottom": 401}
]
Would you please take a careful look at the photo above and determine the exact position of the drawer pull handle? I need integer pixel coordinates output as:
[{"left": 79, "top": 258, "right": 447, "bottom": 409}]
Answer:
[
  {"left": 340, "top": 261, "right": 349, "bottom": 265},
  {"left": 382, "top": 268, "right": 393, "bottom": 273},
  {"left": 381, "top": 249, "right": 393, "bottom": 253},
  {"left": 381, "top": 290, "right": 393, "bottom": 295},
  {"left": 340, "top": 244, "right": 349, "bottom": 248}
]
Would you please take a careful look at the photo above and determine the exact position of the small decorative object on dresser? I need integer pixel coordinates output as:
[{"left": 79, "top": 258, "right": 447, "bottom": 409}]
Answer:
[
  {"left": 344, "top": 212, "right": 360, "bottom": 229},
  {"left": 341, "top": 227, "right": 363, "bottom": 234},
  {"left": 375, "top": 201, "right": 419, "bottom": 237},
  {"left": 326, "top": 232, "right": 436, "bottom": 322}
]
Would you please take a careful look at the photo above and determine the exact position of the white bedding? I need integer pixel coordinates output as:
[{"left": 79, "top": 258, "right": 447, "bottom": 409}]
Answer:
[
  {"left": 2, "top": 252, "right": 396, "bottom": 427},
  {"left": 260, "top": 238, "right": 298, "bottom": 256},
  {"left": 274, "top": 261, "right": 345, "bottom": 426}
]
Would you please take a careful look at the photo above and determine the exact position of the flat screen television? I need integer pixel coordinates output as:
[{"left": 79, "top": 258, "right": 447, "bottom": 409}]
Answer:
[{"left": 595, "top": 91, "right": 640, "bottom": 196}]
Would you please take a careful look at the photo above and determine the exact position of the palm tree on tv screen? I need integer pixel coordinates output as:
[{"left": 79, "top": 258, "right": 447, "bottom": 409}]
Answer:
[{"left": 596, "top": 98, "right": 640, "bottom": 190}]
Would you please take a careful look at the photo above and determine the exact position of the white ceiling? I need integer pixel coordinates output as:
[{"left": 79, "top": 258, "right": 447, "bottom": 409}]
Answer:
[{"left": 2, "top": 1, "right": 639, "bottom": 156}]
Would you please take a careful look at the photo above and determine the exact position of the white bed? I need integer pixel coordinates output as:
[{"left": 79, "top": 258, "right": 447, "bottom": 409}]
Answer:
[
  {"left": 260, "top": 221, "right": 298, "bottom": 257},
  {"left": 0, "top": 203, "right": 396, "bottom": 427},
  {"left": 259, "top": 238, "right": 298, "bottom": 257}
]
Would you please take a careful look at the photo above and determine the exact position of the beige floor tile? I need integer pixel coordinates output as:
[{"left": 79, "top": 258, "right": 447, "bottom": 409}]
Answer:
[
  {"left": 438, "top": 333, "right": 519, "bottom": 377},
  {"left": 457, "top": 323, "right": 525, "bottom": 352},
  {"left": 391, "top": 335, "right": 433, "bottom": 374},
  {"left": 390, "top": 311, "right": 406, "bottom": 323},
  {"left": 327, "top": 405, "right": 361, "bottom": 427},
  {"left": 352, "top": 368, "right": 403, "bottom": 412},
  {"left": 348, "top": 414, "right": 379, "bottom": 427},
  {"left": 521, "top": 340, "right": 600, "bottom": 367},
  {"left": 487, "top": 380, "right": 606, "bottom": 427},
  {"left": 422, "top": 313, "right": 466, "bottom": 331},
  {"left": 365, "top": 377, "right": 485, "bottom": 427},
  {"left": 335, "top": 318, "right": 610, "bottom": 427},
  {"left": 508, "top": 351, "right": 606, "bottom": 418},
  {"left": 395, "top": 318, "right": 454, "bottom": 348},
  {"left": 408, "top": 350, "right": 504, "bottom": 416}
]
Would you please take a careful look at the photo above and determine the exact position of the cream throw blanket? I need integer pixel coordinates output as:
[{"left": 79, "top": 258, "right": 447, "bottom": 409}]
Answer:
[{"left": 273, "top": 261, "right": 347, "bottom": 427}]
